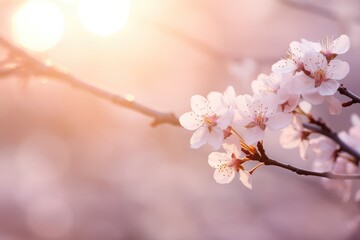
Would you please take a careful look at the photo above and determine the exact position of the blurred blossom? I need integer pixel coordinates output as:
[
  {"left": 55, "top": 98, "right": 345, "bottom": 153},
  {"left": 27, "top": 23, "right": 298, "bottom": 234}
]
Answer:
[
  {"left": 227, "top": 59, "right": 257, "bottom": 82},
  {"left": 25, "top": 194, "right": 73, "bottom": 239},
  {"left": 14, "top": 133, "right": 71, "bottom": 201}
]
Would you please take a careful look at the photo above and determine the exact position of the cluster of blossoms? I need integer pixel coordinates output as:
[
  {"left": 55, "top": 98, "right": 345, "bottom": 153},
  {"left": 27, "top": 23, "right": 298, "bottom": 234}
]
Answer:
[{"left": 180, "top": 34, "right": 360, "bottom": 197}]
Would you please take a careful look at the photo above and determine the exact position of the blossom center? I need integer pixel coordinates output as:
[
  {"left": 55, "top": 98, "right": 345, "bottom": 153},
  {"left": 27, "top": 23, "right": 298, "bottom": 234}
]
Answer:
[
  {"left": 246, "top": 114, "right": 267, "bottom": 130},
  {"left": 227, "top": 153, "right": 244, "bottom": 172},
  {"left": 203, "top": 115, "right": 218, "bottom": 131},
  {"left": 313, "top": 69, "right": 326, "bottom": 87}
]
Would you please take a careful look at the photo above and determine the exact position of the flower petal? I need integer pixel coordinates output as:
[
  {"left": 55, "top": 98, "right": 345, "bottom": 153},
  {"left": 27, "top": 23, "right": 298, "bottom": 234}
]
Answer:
[
  {"left": 207, "top": 127, "right": 224, "bottom": 150},
  {"left": 302, "top": 88, "right": 325, "bottom": 105},
  {"left": 289, "top": 41, "right": 304, "bottom": 59},
  {"left": 318, "top": 79, "right": 340, "bottom": 96},
  {"left": 222, "top": 143, "right": 240, "bottom": 158},
  {"left": 299, "top": 140, "right": 313, "bottom": 161},
  {"left": 326, "top": 96, "right": 342, "bottom": 115},
  {"left": 271, "top": 59, "right": 296, "bottom": 73},
  {"left": 213, "top": 168, "right": 235, "bottom": 184},
  {"left": 207, "top": 91, "right": 223, "bottom": 112},
  {"left": 303, "top": 51, "right": 327, "bottom": 74},
  {"left": 242, "top": 126, "right": 265, "bottom": 145},
  {"left": 217, "top": 110, "right": 234, "bottom": 129},
  {"left": 239, "top": 171, "right": 252, "bottom": 189},
  {"left": 331, "top": 35, "right": 350, "bottom": 55},
  {"left": 191, "top": 95, "right": 211, "bottom": 115},
  {"left": 279, "top": 127, "right": 301, "bottom": 149},
  {"left": 179, "top": 112, "right": 202, "bottom": 130},
  {"left": 190, "top": 127, "right": 209, "bottom": 149},
  {"left": 267, "top": 112, "right": 292, "bottom": 130},
  {"left": 208, "top": 152, "right": 229, "bottom": 168},
  {"left": 327, "top": 59, "right": 349, "bottom": 80},
  {"left": 292, "top": 74, "right": 315, "bottom": 94}
]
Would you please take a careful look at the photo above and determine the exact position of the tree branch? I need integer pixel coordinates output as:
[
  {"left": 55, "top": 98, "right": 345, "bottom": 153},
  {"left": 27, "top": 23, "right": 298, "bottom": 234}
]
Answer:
[
  {"left": 263, "top": 157, "right": 360, "bottom": 180},
  {"left": 303, "top": 123, "right": 360, "bottom": 164},
  {"left": 338, "top": 84, "right": 360, "bottom": 107},
  {"left": 0, "top": 36, "right": 180, "bottom": 127},
  {"left": 255, "top": 142, "right": 360, "bottom": 180}
]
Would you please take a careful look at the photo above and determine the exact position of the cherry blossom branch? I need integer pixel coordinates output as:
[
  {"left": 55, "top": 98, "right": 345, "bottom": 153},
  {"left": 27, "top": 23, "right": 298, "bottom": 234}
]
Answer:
[
  {"left": 254, "top": 142, "right": 360, "bottom": 180},
  {"left": 0, "top": 36, "right": 180, "bottom": 127},
  {"left": 303, "top": 123, "right": 360, "bottom": 164},
  {"left": 338, "top": 84, "right": 360, "bottom": 107}
]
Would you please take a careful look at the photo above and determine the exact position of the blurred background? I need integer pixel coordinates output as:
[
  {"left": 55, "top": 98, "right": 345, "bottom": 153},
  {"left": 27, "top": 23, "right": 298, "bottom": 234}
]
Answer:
[{"left": 0, "top": 0, "right": 360, "bottom": 239}]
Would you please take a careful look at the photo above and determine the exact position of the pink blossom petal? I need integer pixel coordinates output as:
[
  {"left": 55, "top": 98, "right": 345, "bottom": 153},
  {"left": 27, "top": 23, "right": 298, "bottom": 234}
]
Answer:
[
  {"left": 319, "top": 79, "right": 340, "bottom": 96},
  {"left": 272, "top": 59, "right": 296, "bottom": 73},
  {"left": 302, "top": 88, "right": 325, "bottom": 105},
  {"left": 351, "top": 114, "right": 360, "bottom": 127},
  {"left": 326, "top": 96, "right": 342, "bottom": 115},
  {"left": 282, "top": 94, "right": 300, "bottom": 113},
  {"left": 327, "top": 59, "right": 349, "bottom": 80},
  {"left": 179, "top": 112, "right": 202, "bottom": 130},
  {"left": 289, "top": 41, "right": 304, "bottom": 59},
  {"left": 214, "top": 168, "right": 235, "bottom": 184},
  {"left": 222, "top": 143, "right": 240, "bottom": 158},
  {"left": 279, "top": 127, "right": 300, "bottom": 149},
  {"left": 208, "top": 152, "right": 229, "bottom": 168},
  {"left": 217, "top": 111, "right": 234, "bottom": 129},
  {"left": 301, "top": 38, "right": 321, "bottom": 52},
  {"left": 207, "top": 91, "right": 223, "bottom": 112},
  {"left": 190, "top": 127, "right": 209, "bottom": 149},
  {"left": 239, "top": 171, "right": 252, "bottom": 189},
  {"left": 292, "top": 74, "right": 315, "bottom": 94},
  {"left": 267, "top": 112, "right": 292, "bottom": 130},
  {"left": 299, "top": 141, "right": 313, "bottom": 161},
  {"left": 190, "top": 95, "right": 211, "bottom": 115},
  {"left": 223, "top": 86, "right": 236, "bottom": 104},
  {"left": 299, "top": 101, "right": 312, "bottom": 114},
  {"left": 332, "top": 35, "right": 350, "bottom": 54},
  {"left": 207, "top": 128, "right": 224, "bottom": 149},
  {"left": 303, "top": 51, "right": 327, "bottom": 73},
  {"left": 242, "top": 126, "right": 265, "bottom": 145}
]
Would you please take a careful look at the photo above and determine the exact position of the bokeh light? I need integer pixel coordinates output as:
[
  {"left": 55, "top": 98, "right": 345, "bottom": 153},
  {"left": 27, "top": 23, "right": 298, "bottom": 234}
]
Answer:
[
  {"left": 11, "top": 0, "right": 65, "bottom": 52},
  {"left": 77, "top": 0, "right": 130, "bottom": 36}
]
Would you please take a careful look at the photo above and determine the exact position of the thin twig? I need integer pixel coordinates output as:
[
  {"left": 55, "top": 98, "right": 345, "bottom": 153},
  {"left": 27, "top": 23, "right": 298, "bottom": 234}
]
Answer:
[
  {"left": 0, "top": 36, "right": 180, "bottom": 127},
  {"left": 338, "top": 84, "right": 360, "bottom": 107},
  {"left": 255, "top": 142, "right": 360, "bottom": 180},
  {"left": 303, "top": 123, "right": 360, "bottom": 164},
  {"left": 264, "top": 157, "right": 360, "bottom": 179}
]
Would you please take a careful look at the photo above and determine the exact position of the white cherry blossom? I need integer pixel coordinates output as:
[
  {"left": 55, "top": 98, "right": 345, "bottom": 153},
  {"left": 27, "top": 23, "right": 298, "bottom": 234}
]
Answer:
[
  {"left": 208, "top": 143, "right": 252, "bottom": 188},
  {"left": 322, "top": 156, "right": 358, "bottom": 202},
  {"left": 272, "top": 41, "right": 312, "bottom": 74},
  {"left": 279, "top": 116, "right": 312, "bottom": 160},
  {"left": 302, "top": 51, "right": 349, "bottom": 96},
  {"left": 339, "top": 114, "right": 360, "bottom": 154},
  {"left": 252, "top": 72, "right": 301, "bottom": 113},
  {"left": 309, "top": 136, "right": 339, "bottom": 172},
  {"left": 207, "top": 86, "right": 237, "bottom": 114},
  {"left": 302, "top": 34, "right": 350, "bottom": 60},
  {"left": 235, "top": 94, "right": 292, "bottom": 144},
  {"left": 180, "top": 91, "right": 234, "bottom": 149}
]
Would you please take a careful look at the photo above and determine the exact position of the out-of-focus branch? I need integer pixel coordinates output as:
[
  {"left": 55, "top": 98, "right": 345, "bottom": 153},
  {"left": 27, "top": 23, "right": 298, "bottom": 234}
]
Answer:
[
  {"left": 303, "top": 123, "right": 360, "bottom": 164},
  {"left": 338, "top": 84, "right": 360, "bottom": 107},
  {"left": 0, "top": 36, "right": 180, "bottom": 127},
  {"left": 255, "top": 142, "right": 360, "bottom": 180}
]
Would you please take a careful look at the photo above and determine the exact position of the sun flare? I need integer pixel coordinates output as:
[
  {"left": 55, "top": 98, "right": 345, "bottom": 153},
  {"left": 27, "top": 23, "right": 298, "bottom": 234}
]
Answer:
[
  {"left": 12, "top": 0, "right": 65, "bottom": 52},
  {"left": 77, "top": 0, "right": 130, "bottom": 36}
]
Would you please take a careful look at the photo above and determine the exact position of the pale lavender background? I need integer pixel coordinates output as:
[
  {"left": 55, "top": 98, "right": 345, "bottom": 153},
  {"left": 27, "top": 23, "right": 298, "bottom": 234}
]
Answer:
[{"left": 0, "top": 0, "right": 360, "bottom": 239}]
